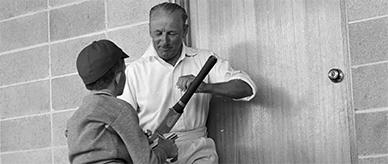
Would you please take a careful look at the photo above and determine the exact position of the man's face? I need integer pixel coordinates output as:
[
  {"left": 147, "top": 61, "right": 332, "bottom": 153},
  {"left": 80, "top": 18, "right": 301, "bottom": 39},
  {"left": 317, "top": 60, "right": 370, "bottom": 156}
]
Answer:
[{"left": 149, "top": 10, "right": 187, "bottom": 64}]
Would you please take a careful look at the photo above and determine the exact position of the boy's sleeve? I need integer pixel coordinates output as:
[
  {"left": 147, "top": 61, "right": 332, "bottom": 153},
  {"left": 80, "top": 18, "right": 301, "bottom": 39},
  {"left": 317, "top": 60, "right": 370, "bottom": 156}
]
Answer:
[
  {"left": 110, "top": 101, "right": 167, "bottom": 164},
  {"left": 67, "top": 116, "right": 127, "bottom": 163}
]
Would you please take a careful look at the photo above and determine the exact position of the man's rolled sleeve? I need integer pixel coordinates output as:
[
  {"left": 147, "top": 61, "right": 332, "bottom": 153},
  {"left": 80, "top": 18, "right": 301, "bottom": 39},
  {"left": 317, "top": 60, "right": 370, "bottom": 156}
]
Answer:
[{"left": 209, "top": 54, "right": 257, "bottom": 101}]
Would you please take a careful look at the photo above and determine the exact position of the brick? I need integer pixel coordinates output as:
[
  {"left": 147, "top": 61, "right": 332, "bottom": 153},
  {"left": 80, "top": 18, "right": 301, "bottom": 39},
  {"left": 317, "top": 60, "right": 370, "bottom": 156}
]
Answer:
[
  {"left": 349, "top": 17, "right": 388, "bottom": 66},
  {"left": 52, "top": 75, "right": 89, "bottom": 111},
  {"left": 0, "top": 46, "right": 49, "bottom": 86},
  {"left": 0, "top": 80, "right": 50, "bottom": 119},
  {"left": 355, "top": 111, "right": 388, "bottom": 155},
  {"left": 107, "top": 0, "right": 165, "bottom": 28},
  {"left": 51, "top": 34, "right": 106, "bottom": 76},
  {"left": 50, "top": 0, "right": 105, "bottom": 41},
  {"left": 0, "top": 115, "right": 51, "bottom": 152},
  {"left": 352, "top": 63, "right": 388, "bottom": 110},
  {"left": 346, "top": 0, "right": 388, "bottom": 21},
  {"left": 0, "top": 0, "right": 47, "bottom": 20},
  {"left": 1, "top": 149, "right": 51, "bottom": 164},
  {"left": 359, "top": 156, "right": 388, "bottom": 164},
  {"left": 53, "top": 147, "right": 70, "bottom": 164},
  {"left": 0, "top": 12, "right": 48, "bottom": 53},
  {"left": 49, "top": 0, "right": 82, "bottom": 7},
  {"left": 108, "top": 24, "right": 150, "bottom": 62},
  {"left": 53, "top": 111, "right": 75, "bottom": 146}
]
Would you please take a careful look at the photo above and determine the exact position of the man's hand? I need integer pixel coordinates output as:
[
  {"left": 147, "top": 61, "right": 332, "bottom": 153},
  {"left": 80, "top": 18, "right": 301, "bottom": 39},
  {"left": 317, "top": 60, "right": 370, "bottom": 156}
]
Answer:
[{"left": 176, "top": 75, "right": 206, "bottom": 93}]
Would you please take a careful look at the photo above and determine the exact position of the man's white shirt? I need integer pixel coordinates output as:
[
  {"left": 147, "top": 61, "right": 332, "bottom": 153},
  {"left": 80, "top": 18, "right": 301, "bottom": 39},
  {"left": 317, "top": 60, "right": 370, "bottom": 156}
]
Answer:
[{"left": 119, "top": 43, "right": 257, "bottom": 132}]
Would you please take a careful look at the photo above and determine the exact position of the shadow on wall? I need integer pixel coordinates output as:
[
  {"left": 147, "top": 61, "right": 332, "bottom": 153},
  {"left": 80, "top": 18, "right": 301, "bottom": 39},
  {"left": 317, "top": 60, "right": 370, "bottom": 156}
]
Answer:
[
  {"left": 226, "top": 41, "right": 295, "bottom": 112},
  {"left": 207, "top": 41, "right": 311, "bottom": 162}
]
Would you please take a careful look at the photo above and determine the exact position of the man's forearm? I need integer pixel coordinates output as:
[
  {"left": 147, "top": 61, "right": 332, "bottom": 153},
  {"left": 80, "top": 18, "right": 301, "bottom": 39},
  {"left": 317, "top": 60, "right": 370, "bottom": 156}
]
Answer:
[{"left": 200, "top": 79, "right": 253, "bottom": 99}]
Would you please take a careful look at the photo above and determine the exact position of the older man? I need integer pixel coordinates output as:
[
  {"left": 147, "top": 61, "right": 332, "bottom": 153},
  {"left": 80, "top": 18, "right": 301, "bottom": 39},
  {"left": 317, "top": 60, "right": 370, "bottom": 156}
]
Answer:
[{"left": 119, "top": 3, "right": 256, "bottom": 164}]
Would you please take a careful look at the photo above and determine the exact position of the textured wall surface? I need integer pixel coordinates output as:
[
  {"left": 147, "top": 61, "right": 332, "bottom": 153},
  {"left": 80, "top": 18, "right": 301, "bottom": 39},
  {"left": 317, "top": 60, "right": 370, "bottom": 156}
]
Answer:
[
  {"left": 0, "top": 0, "right": 164, "bottom": 163},
  {"left": 346, "top": 0, "right": 388, "bottom": 163}
]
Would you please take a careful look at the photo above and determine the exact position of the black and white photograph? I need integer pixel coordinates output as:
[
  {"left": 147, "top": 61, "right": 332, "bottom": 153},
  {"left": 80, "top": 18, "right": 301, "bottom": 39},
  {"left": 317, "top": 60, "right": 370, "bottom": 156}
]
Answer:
[{"left": 0, "top": 0, "right": 387, "bottom": 163}]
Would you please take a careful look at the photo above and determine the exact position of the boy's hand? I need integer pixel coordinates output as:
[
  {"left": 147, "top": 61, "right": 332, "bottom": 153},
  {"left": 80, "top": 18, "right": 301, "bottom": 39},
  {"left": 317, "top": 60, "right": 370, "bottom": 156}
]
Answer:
[{"left": 156, "top": 137, "right": 178, "bottom": 158}]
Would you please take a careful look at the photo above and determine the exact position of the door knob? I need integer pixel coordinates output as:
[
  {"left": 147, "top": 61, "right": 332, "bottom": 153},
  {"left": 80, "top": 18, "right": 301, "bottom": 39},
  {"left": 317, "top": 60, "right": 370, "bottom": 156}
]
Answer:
[{"left": 328, "top": 68, "right": 344, "bottom": 83}]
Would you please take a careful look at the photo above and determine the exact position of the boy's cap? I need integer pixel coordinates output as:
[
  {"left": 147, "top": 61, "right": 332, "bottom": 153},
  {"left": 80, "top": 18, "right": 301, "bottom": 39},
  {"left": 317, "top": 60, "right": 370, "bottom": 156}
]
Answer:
[{"left": 76, "top": 40, "right": 128, "bottom": 85}]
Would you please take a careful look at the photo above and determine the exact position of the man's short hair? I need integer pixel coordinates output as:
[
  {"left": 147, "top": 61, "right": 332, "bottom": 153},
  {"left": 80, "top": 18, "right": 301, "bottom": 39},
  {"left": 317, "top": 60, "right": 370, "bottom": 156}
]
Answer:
[
  {"left": 149, "top": 2, "right": 188, "bottom": 24},
  {"left": 85, "top": 60, "right": 124, "bottom": 90}
]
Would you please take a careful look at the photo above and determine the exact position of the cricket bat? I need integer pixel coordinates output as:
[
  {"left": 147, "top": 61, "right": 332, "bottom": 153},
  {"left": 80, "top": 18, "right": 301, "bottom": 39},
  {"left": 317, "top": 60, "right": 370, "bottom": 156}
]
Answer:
[{"left": 148, "top": 55, "right": 218, "bottom": 145}]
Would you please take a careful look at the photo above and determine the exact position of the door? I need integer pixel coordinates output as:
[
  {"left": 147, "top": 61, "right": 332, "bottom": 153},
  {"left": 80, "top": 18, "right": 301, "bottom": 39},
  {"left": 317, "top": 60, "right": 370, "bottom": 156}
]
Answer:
[{"left": 186, "top": 0, "right": 356, "bottom": 163}]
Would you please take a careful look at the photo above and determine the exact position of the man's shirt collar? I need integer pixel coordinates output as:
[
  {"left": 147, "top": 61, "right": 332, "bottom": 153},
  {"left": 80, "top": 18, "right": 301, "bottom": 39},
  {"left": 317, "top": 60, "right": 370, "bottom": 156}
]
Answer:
[{"left": 144, "top": 42, "right": 197, "bottom": 67}]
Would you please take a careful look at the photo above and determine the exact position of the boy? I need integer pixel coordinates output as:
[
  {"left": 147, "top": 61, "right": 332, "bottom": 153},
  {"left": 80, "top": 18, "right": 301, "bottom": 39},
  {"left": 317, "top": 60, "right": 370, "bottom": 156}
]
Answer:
[{"left": 66, "top": 40, "right": 177, "bottom": 163}]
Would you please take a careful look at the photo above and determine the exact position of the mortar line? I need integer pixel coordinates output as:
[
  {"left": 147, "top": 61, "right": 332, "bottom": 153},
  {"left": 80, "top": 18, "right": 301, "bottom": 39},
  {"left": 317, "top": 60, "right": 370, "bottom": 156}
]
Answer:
[
  {"left": 0, "top": 10, "right": 47, "bottom": 24},
  {"left": 52, "top": 108, "right": 79, "bottom": 114},
  {"left": 0, "top": 22, "right": 147, "bottom": 57},
  {"left": 355, "top": 107, "right": 388, "bottom": 114},
  {"left": 104, "top": 0, "right": 109, "bottom": 36},
  {"left": 0, "top": 32, "right": 101, "bottom": 56},
  {"left": 0, "top": 147, "right": 51, "bottom": 155},
  {"left": 0, "top": 72, "right": 79, "bottom": 89},
  {"left": 107, "top": 21, "right": 148, "bottom": 32},
  {"left": 52, "top": 72, "right": 79, "bottom": 79},
  {"left": 1, "top": 108, "right": 78, "bottom": 122},
  {"left": 0, "top": 0, "right": 93, "bottom": 24},
  {"left": 359, "top": 153, "right": 388, "bottom": 159},
  {"left": 51, "top": 32, "right": 106, "bottom": 45},
  {"left": 0, "top": 145, "right": 67, "bottom": 155},
  {"left": 47, "top": 1, "right": 55, "bottom": 162},
  {"left": 349, "top": 14, "right": 388, "bottom": 24},
  {"left": 0, "top": 113, "right": 50, "bottom": 122},
  {"left": 0, "top": 43, "right": 49, "bottom": 57},
  {"left": 0, "top": 78, "right": 49, "bottom": 89},
  {"left": 351, "top": 60, "right": 388, "bottom": 69},
  {"left": 47, "top": 0, "right": 92, "bottom": 10},
  {"left": 0, "top": 30, "right": 104, "bottom": 57}
]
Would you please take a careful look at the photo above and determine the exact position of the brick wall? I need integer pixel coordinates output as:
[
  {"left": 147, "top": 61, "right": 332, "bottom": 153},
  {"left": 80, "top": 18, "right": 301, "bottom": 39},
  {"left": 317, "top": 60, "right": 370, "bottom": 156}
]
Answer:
[
  {"left": 346, "top": 0, "right": 388, "bottom": 163},
  {"left": 0, "top": 0, "right": 165, "bottom": 163}
]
